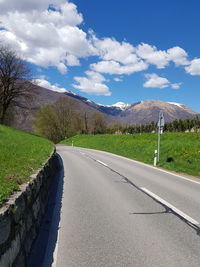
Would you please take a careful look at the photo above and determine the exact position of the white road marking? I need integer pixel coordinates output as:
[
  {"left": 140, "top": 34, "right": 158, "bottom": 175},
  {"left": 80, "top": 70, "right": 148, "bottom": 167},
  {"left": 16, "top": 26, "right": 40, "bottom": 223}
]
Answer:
[
  {"left": 43, "top": 203, "right": 61, "bottom": 267},
  {"left": 79, "top": 150, "right": 108, "bottom": 167},
  {"left": 84, "top": 148, "right": 200, "bottom": 185},
  {"left": 141, "top": 187, "right": 199, "bottom": 225},
  {"left": 96, "top": 160, "right": 108, "bottom": 167},
  {"left": 111, "top": 153, "right": 200, "bottom": 185},
  {"left": 142, "top": 165, "right": 200, "bottom": 185},
  {"left": 52, "top": 227, "right": 60, "bottom": 267}
]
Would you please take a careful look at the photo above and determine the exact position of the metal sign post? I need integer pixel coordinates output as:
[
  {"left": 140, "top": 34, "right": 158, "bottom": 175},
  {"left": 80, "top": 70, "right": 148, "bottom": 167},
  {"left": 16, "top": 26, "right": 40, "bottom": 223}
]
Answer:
[{"left": 157, "top": 111, "right": 165, "bottom": 162}]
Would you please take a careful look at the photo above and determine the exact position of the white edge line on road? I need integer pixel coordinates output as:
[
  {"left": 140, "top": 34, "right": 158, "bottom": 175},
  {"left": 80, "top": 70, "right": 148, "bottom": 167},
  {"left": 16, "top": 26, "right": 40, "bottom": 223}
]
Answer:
[
  {"left": 43, "top": 198, "right": 61, "bottom": 267},
  {"left": 141, "top": 187, "right": 199, "bottom": 225},
  {"left": 79, "top": 150, "right": 108, "bottom": 167},
  {"left": 87, "top": 148, "right": 200, "bottom": 185},
  {"left": 96, "top": 160, "right": 108, "bottom": 167},
  {"left": 52, "top": 224, "right": 60, "bottom": 267}
]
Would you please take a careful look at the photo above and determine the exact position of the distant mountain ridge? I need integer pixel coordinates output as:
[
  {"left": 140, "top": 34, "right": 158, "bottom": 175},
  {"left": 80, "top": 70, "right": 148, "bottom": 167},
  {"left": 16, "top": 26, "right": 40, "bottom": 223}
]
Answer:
[
  {"left": 118, "top": 100, "right": 198, "bottom": 124},
  {"left": 10, "top": 81, "right": 200, "bottom": 132},
  {"left": 64, "top": 90, "right": 199, "bottom": 123}
]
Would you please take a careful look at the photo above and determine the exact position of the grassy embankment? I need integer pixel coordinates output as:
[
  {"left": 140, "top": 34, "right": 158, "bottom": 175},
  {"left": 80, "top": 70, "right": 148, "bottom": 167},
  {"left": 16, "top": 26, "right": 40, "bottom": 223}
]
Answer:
[
  {"left": 0, "top": 125, "right": 53, "bottom": 206},
  {"left": 60, "top": 133, "right": 200, "bottom": 177}
]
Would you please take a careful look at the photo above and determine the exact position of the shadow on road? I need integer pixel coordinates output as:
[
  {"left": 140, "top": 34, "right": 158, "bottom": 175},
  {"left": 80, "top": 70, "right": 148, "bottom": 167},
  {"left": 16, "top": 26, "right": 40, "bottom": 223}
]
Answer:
[
  {"left": 109, "top": 166, "right": 200, "bottom": 236},
  {"left": 27, "top": 155, "right": 64, "bottom": 267},
  {"left": 130, "top": 210, "right": 168, "bottom": 215}
]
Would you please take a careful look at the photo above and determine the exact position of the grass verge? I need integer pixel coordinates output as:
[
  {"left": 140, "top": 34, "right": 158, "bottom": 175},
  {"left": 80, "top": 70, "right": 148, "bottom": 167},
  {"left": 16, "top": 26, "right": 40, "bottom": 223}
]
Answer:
[
  {"left": 0, "top": 125, "right": 53, "bottom": 206},
  {"left": 60, "top": 133, "right": 200, "bottom": 177}
]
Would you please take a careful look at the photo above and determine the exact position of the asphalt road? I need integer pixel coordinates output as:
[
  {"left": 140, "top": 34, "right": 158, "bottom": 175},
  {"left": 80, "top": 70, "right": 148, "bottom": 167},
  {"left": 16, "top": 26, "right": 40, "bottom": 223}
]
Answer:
[{"left": 44, "top": 145, "right": 200, "bottom": 267}]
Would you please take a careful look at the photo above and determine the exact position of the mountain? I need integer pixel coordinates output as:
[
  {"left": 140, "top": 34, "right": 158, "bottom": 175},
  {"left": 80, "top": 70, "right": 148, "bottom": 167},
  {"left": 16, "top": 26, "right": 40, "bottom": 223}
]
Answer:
[
  {"left": 11, "top": 82, "right": 113, "bottom": 132},
  {"left": 11, "top": 84, "right": 65, "bottom": 132},
  {"left": 9, "top": 81, "right": 199, "bottom": 132},
  {"left": 117, "top": 100, "right": 199, "bottom": 124},
  {"left": 64, "top": 91, "right": 123, "bottom": 116},
  {"left": 64, "top": 90, "right": 199, "bottom": 124}
]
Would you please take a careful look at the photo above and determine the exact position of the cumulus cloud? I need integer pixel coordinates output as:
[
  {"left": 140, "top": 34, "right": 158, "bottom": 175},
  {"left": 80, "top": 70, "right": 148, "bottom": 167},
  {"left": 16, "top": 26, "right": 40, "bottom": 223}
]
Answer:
[
  {"left": 0, "top": 1, "right": 95, "bottom": 73},
  {"left": 66, "top": 54, "right": 80, "bottom": 66},
  {"left": 185, "top": 58, "right": 200, "bottom": 75},
  {"left": 114, "top": 77, "right": 123, "bottom": 82},
  {"left": 72, "top": 71, "right": 111, "bottom": 96},
  {"left": 91, "top": 60, "right": 148, "bottom": 75},
  {"left": 90, "top": 36, "right": 148, "bottom": 75},
  {"left": 136, "top": 43, "right": 189, "bottom": 69},
  {"left": 136, "top": 43, "right": 169, "bottom": 69},
  {"left": 35, "top": 78, "right": 67, "bottom": 92},
  {"left": 144, "top": 73, "right": 170, "bottom": 88},
  {"left": 0, "top": 0, "right": 83, "bottom": 26},
  {"left": 171, "top": 82, "right": 182, "bottom": 89},
  {"left": 144, "top": 73, "right": 182, "bottom": 89},
  {"left": 167, "top": 46, "right": 189, "bottom": 66},
  {"left": 0, "top": 0, "right": 64, "bottom": 13},
  {"left": 0, "top": 0, "right": 196, "bottom": 95},
  {"left": 93, "top": 36, "right": 138, "bottom": 64}
]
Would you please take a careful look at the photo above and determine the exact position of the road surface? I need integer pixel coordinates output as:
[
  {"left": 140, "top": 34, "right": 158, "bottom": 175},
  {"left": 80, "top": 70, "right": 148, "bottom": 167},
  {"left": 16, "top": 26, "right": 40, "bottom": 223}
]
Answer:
[{"left": 43, "top": 145, "right": 200, "bottom": 267}]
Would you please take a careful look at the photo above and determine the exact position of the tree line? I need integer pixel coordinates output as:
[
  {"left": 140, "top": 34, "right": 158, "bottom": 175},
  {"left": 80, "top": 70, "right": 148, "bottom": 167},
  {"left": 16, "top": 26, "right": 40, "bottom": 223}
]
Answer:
[
  {"left": 34, "top": 97, "right": 200, "bottom": 143},
  {"left": 106, "top": 117, "right": 200, "bottom": 135}
]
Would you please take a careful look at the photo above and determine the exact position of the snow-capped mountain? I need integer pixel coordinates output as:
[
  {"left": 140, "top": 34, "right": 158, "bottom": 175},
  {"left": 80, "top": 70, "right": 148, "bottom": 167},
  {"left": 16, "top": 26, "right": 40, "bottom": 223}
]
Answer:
[
  {"left": 63, "top": 90, "right": 199, "bottom": 123},
  {"left": 101, "top": 102, "right": 131, "bottom": 110},
  {"left": 118, "top": 100, "right": 198, "bottom": 124},
  {"left": 167, "top": 102, "right": 184, "bottom": 109}
]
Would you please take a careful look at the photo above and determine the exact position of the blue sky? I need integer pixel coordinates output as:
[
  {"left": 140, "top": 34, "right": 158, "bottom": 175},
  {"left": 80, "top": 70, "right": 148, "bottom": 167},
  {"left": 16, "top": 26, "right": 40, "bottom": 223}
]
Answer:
[{"left": 0, "top": 0, "right": 200, "bottom": 111}]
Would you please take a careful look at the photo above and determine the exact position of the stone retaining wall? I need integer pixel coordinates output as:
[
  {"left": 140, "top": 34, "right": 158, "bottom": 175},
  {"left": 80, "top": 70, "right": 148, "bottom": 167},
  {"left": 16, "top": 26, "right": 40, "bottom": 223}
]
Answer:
[{"left": 0, "top": 150, "right": 59, "bottom": 267}]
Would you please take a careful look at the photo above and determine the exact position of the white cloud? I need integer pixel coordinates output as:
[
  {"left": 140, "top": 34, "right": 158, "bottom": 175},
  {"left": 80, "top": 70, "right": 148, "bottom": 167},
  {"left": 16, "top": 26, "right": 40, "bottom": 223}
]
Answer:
[
  {"left": 91, "top": 36, "right": 148, "bottom": 75},
  {"left": 0, "top": 1, "right": 83, "bottom": 27},
  {"left": 0, "top": 0, "right": 196, "bottom": 94},
  {"left": 93, "top": 36, "right": 138, "bottom": 65},
  {"left": 72, "top": 71, "right": 111, "bottom": 96},
  {"left": 66, "top": 54, "right": 80, "bottom": 66},
  {"left": 144, "top": 73, "right": 182, "bottom": 89},
  {"left": 85, "top": 70, "right": 106, "bottom": 82},
  {"left": 114, "top": 77, "right": 123, "bottom": 82},
  {"left": 144, "top": 73, "right": 170, "bottom": 88},
  {"left": 91, "top": 60, "right": 148, "bottom": 75},
  {"left": 167, "top": 46, "right": 189, "bottom": 66},
  {"left": 35, "top": 78, "right": 67, "bottom": 92},
  {"left": 0, "top": 2, "right": 95, "bottom": 73},
  {"left": 57, "top": 62, "right": 68, "bottom": 74},
  {"left": 171, "top": 82, "right": 182, "bottom": 89},
  {"left": 0, "top": 0, "right": 72, "bottom": 16},
  {"left": 136, "top": 43, "right": 189, "bottom": 69},
  {"left": 185, "top": 58, "right": 200, "bottom": 75},
  {"left": 136, "top": 43, "right": 169, "bottom": 69}
]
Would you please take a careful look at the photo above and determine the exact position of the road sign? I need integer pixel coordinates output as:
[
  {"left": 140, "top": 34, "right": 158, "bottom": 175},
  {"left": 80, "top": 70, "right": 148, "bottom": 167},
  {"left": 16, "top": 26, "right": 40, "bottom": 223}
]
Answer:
[
  {"left": 157, "top": 112, "right": 165, "bottom": 162},
  {"left": 157, "top": 112, "right": 165, "bottom": 128}
]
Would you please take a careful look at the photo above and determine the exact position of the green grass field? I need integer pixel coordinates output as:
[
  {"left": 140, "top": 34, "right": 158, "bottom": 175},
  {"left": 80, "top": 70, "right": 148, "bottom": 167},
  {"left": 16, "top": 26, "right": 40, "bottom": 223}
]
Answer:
[
  {"left": 0, "top": 125, "right": 53, "bottom": 206},
  {"left": 60, "top": 133, "right": 200, "bottom": 177}
]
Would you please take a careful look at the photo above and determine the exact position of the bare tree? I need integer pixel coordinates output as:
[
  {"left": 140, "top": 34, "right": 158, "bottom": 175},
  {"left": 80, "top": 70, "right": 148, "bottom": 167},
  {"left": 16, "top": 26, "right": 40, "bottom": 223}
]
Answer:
[
  {"left": 84, "top": 112, "right": 89, "bottom": 134},
  {"left": 91, "top": 112, "right": 107, "bottom": 134},
  {"left": 0, "top": 46, "right": 33, "bottom": 124}
]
